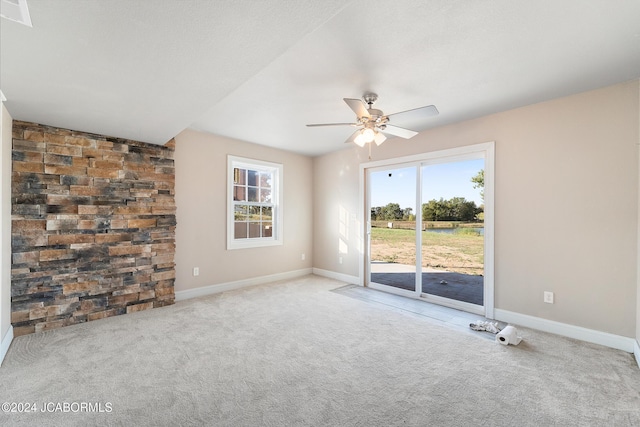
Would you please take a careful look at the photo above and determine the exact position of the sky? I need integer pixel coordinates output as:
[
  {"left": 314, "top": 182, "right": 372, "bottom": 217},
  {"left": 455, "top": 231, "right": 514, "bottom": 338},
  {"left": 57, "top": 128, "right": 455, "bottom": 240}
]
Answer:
[{"left": 370, "top": 158, "right": 484, "bottom": 209}]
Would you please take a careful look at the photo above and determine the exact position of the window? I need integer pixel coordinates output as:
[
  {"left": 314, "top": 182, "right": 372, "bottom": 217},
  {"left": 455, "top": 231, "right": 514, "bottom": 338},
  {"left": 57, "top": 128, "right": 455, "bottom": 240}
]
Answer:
[{"left": 227, "top": 156, "right": 283, "bottom": 249}]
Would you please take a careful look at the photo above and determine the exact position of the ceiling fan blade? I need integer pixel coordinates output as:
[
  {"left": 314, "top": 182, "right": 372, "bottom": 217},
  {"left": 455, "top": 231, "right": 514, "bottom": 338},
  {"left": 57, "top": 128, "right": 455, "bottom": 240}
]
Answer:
[
  {"left": 306, "top": 123, "right": 357, "bottom": 127},
  {"left": 344, "top": 130, "right": 359, "bottom": 143},
  {"left": 381, "top": 124, "right": 418, "bottom": 139},
  {"left": 343, "top": 98, "right": 371, "bottom": 118},
  {"left": 387, "top": 105, "right": 439, "bottom": 123}
]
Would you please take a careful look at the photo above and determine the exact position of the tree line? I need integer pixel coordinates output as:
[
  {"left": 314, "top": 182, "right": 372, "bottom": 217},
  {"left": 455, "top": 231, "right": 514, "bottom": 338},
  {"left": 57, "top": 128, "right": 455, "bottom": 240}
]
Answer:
[
  {"left": 371, "top": 169, "right": 485, "bottom": 222},
  {"left": 371, "top": 197, "right": 483, "bottom": 222}
]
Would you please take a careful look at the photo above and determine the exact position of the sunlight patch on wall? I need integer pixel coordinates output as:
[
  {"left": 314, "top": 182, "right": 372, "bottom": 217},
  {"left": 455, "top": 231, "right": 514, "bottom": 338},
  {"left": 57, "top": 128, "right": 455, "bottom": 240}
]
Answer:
[
  {"left": 338, "top": 205, "right": 349, "bottom": 255},
  {"left": 1, "top": 0, "right": 32, "bottom": 27}
]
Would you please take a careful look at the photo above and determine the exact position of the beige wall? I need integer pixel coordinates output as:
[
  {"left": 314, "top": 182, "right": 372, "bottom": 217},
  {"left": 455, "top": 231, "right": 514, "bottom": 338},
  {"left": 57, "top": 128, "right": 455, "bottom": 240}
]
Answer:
[
  {"left": 1, "top": 103, "right": 12, "bottom": 342},
  {"left": 314, "top": 80, "right": 640, "bottom": 338},
  {"left": 313, "top": 148, "right": 369, "bottom": 278},
  {"left": 174, "top": 129, "right": 313, "bottom": 292}
]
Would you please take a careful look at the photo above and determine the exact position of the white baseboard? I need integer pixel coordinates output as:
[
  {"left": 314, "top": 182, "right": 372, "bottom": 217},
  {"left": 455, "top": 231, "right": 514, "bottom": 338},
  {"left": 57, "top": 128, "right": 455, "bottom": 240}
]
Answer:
[
  {"left": 0, "top": 326, "right": 14, "bottom": 366},
  {"left": 174, "top": 268, "right": 313, "bottom": 302},
  {"left": 495, "top": 309, "right": 635, "bottom": 353},
  {"left": 312, "top": 268, "right": 359, "bottom": 285},
  {"left": 634, "top": 340, "right": 640, "bottom": 369}
]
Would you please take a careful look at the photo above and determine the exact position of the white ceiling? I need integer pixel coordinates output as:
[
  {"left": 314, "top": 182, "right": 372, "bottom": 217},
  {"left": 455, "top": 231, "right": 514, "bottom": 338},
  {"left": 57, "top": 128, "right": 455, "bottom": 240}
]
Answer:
[{"left": 2, "top": 0, "right": 640, "bottom": 156}]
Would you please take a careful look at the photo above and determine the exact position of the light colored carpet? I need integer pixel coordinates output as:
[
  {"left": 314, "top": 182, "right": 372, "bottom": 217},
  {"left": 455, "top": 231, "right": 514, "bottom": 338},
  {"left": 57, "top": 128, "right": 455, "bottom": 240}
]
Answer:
[{"left": 1, "top": 275, "right": 639, "bottom": 426}]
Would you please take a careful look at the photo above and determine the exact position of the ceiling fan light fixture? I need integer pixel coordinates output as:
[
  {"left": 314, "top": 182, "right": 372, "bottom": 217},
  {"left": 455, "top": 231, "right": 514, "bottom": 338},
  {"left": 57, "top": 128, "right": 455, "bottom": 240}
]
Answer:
[
  {"left": 374, "top": 131, "right": 386, "bottom": 146},
  {"left": 361, "top": 128, "right": 375, "bottom": 143},
  {"left": 353, "top": 131, "right": 367, "bottom": 147}
]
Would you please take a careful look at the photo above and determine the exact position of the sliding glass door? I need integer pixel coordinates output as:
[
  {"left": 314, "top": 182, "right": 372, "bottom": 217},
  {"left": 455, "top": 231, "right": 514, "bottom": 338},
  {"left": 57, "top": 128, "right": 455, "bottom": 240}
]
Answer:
[
  {"left": 420, "top": 159, "right": 484, "bottom": 307},
  {"left": 368, "top": 166, "right": 418, "bottom": 293},
  {"left": 365, "top": 144, "right": 493, "bottom": 315}
]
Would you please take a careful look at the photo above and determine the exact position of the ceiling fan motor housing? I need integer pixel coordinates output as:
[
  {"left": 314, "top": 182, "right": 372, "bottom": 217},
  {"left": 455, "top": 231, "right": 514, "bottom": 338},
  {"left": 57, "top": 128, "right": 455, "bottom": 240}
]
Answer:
[
  {"left": 367, "top": 108, "right": 383, "bottom": 118},
  {"left": 362, "top": 94, "right": 387, "bottom": 124}
]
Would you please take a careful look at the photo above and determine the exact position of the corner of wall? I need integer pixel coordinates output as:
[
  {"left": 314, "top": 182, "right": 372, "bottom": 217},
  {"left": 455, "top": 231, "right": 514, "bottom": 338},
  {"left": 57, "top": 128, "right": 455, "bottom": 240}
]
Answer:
[
  {"left": 0, "top": 325, "right": 13, "bottom": 366},
  {"left": 312, "top": 267, "right": 359, "bottom": 285},
  {"left": 0, "top": 100, "right": 13, "bottom": 362},
  {"left": 636, "top": 78, "right": 640, "bottom": 352}
]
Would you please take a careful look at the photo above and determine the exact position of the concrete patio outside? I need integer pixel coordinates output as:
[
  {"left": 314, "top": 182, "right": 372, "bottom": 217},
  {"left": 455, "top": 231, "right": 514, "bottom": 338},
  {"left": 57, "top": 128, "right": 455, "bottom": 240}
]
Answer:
[{"left": 370, "top": 262, "right": 484, "bottom": 306}]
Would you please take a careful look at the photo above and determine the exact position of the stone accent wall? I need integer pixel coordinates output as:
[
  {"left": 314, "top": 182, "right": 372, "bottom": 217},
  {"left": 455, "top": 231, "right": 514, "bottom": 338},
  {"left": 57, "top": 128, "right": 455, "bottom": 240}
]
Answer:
[{"left": 11, "top": 121, "right": 176, "bottom": 336}]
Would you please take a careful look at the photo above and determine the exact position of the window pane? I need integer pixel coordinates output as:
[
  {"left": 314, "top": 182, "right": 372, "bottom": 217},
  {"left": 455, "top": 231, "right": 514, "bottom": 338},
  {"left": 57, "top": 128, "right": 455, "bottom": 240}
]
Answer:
[
  {"left": 260, "top": 188, "right": 271, "bottom": 203},
  {"left": 260, "top": 172, "right": 272, "bottom": 189},
  {"left": 234, "top": 168, "right": 246, "bottom": 185},
  {"left": 248, "top": 187, "right": 258, "bottom": 202},
  {"left": 248, "top": 222, "right": 261, "bottom": 238},
  {"left": 234, "top": 185, "right": 246, "bottom": 201},
  {"left": 261, "top": 206, "right": 272, "bottom": 221},
  {"left": 248, "top": 170, "right": 258, "bottom": 186},
  {"left": 234, "top": 205, "right": 248, "bottom": 221},
  {"left": 262, "top": 222, "right": 273, "bottom": 237},
  {"left": 234, "top": 222, "right": 248, "bottom": 239},
  {"left": 249, "top": 206, "right": 260, "bottom": 220}
]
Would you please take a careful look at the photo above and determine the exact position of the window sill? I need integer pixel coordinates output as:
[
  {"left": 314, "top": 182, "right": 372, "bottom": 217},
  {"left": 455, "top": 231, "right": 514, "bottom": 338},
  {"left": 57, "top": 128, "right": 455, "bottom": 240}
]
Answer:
[{"left": 227, "top": 238, "right": 283, "bottom": 250}]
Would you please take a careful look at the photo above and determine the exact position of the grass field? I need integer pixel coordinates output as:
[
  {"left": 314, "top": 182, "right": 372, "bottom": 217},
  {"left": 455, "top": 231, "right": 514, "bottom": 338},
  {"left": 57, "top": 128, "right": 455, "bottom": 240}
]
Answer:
[{"left": 370, "top": 227, "right": 484, "bottom": 275}]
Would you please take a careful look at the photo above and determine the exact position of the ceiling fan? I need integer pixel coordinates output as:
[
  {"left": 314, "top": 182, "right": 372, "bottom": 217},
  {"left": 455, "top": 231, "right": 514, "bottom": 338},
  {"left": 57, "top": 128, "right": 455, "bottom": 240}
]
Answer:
[{"left": 306, "top": 93, "right": 438, "bottom": 147}]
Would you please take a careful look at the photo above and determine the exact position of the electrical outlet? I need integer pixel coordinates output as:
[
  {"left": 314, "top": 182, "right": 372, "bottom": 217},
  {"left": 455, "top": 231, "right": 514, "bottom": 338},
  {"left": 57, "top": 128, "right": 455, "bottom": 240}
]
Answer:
[
  {"left": 544, "top": 291, "right": 554, "bottom": 304},
  {"left": 193, "top": 267, "right": 199, "bottom": 277},
  {"left": 301, "top": 253, "right": 305, "bottom": 261},
  {"left": 338, "top": 257, "right": 343, "bottom": 264}
]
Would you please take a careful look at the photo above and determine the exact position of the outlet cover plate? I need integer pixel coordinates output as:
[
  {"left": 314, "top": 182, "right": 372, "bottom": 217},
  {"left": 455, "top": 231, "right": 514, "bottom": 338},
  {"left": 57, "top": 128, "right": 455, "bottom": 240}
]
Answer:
[{"left": 544, "top": 291, "right": 554, "bottom": 304}]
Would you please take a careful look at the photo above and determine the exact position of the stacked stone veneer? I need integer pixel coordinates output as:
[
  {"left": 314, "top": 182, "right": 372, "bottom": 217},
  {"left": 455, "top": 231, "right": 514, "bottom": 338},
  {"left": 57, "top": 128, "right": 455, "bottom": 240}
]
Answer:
[{"left": 11, "top": 121, "right": 176, "bottom": 336}]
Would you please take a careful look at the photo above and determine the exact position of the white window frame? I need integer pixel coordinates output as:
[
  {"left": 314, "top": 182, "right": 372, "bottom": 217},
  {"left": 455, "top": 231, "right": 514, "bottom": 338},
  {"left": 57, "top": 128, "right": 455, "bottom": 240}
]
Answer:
[{"left": 227, "top": 155, "right": 283, "bottom": 250}]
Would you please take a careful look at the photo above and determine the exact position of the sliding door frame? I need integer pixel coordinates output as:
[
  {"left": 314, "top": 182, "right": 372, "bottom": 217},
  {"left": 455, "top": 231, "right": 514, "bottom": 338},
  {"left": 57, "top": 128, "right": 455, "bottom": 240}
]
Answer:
[{"left": 358, "top": 141, "right": 495, "bottom": 319}]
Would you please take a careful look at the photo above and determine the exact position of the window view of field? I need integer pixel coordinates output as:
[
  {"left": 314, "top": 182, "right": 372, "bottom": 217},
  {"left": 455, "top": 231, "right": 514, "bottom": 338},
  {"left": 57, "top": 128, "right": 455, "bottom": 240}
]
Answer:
[
  {"left": 370, "top": 222, "right": 484, "bottom": 275},
  {"left": 369, "top": 160, "right": 485, "bottom": 305}
]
